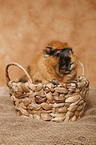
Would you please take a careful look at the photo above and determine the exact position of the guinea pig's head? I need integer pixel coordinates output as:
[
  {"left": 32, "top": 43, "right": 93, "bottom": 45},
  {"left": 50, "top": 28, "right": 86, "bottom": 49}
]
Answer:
[{"left": 43, "top": 41, "right": 76, "bottom": 77}]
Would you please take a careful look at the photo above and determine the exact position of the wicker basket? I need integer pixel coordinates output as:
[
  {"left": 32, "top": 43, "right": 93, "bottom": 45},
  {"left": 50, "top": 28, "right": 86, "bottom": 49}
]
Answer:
[{"left": 5, "top": 62, "right": 89, "bottom": 122}]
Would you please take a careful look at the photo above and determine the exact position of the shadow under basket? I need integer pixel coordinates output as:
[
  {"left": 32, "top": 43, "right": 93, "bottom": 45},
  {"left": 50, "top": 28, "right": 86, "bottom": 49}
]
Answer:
[{"left": 5, "top": 62, "right": 89, "bottom": 122}]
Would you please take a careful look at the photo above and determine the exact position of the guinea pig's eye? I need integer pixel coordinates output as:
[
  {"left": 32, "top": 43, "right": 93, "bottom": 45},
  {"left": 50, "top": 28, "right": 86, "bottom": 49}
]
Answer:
[{"left": 56, "top": 52, "right": 60, "bottom": 57}]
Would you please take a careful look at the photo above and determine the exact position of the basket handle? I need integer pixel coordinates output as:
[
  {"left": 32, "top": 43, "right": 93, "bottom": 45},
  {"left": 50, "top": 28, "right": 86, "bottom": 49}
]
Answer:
[
  {"left": 5, "top": 62, "right": 32, "bottom": 84},
  {"left": 78, "top": 60, "right": 85, "bottom": 77}
]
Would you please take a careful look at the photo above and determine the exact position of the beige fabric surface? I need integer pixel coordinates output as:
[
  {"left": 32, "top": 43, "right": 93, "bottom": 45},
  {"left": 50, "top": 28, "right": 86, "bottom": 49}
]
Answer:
[
  {"left": 0, "top": 0, "right": 96, "bottom": 144},
  {"left": 0, "top": 0, "right": 96, "bottom": 87},
  {"left": 0, "top": 87, "right": 96, "bottom": 145}
]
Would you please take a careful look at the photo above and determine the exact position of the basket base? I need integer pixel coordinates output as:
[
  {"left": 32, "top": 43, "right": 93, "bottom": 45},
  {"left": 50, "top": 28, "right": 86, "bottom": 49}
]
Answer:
[{"left": 8, "top": 76, "right": 89, "bottom": 122}]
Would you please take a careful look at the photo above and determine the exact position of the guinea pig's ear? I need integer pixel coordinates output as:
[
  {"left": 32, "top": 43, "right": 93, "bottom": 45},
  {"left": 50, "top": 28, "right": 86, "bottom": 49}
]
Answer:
[{"left": 43, "top": 46, "right": 53, "bottom": 58}]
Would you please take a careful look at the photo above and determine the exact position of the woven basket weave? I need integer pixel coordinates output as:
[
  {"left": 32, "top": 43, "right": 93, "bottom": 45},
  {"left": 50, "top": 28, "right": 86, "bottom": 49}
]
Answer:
[{"left": 5, "top": 62, "right": 89, "bottom": 122}]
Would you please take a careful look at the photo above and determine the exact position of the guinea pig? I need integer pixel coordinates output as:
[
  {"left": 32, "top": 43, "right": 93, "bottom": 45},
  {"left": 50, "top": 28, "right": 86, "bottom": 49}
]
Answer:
[{"left": 19, "top": 41, "right": 78, "bottom": 84}]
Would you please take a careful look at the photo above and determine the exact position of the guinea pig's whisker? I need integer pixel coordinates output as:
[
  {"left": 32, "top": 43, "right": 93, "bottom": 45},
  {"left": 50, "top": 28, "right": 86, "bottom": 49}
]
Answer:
[{"left": 70, "top": 62, "right": 74, "bottom": 65}]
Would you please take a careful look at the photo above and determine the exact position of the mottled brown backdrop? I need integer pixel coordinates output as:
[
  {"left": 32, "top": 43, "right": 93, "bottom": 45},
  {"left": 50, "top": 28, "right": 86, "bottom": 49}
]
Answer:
[{"left": 0, "top": 0, "right": 96, "bottom": 87}]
